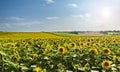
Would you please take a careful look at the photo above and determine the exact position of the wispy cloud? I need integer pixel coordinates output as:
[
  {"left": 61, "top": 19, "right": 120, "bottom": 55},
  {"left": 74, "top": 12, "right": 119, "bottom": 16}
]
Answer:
[
  {"left": 0, "top": 21, "right": 43, "bottom": 29},
  {"left": 46, "top": 0, "right": 54, "bottom": 4},
  {"left": 46, "top": 16, "right": 59, "bottom": 20},
  {"left": 71, "top": 14, "right": 83, "bottom": 18},
  {"left": 0, "top": 17, "right": 25, "bottom": 21},
  {"left": 71, "top": 13, "right": 91, "bottom": 18},
  {"left": 68, "top": 3, "right": 77, "bottom": 8}
]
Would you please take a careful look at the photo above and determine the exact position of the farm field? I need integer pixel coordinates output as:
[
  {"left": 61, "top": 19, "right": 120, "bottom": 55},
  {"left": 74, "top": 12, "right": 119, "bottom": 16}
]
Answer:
[
  {"left": 0, "top": 32, "right": 120, "bottom": 72},
  {"left": 53, "top": 32, "right": 79, "bottom": 37},
  {"left": 0, "top": 32, "right": 64, "bottom": 40}
]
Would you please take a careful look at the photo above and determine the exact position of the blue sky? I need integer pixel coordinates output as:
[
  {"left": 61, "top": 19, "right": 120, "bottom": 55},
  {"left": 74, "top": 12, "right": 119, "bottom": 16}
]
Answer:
[{"left": 0, "top": 0, "right": 120, "bottom": 32}]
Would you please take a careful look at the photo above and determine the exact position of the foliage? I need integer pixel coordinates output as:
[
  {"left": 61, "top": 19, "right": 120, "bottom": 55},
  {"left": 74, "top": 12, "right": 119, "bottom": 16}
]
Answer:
[{"left": 0, "top": 33, "right": 120, "bottom": 72}]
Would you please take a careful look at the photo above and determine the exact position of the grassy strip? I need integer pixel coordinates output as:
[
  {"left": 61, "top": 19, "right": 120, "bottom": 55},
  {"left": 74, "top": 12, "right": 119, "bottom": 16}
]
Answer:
[{"left": 53, "top": 32, "right": 79, "bottom": 37}]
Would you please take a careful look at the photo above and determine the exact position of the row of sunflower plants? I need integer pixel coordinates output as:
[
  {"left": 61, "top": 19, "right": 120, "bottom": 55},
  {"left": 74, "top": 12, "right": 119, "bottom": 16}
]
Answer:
[{"left": 0, "top": 36, "right": 120, "bottom": 72}]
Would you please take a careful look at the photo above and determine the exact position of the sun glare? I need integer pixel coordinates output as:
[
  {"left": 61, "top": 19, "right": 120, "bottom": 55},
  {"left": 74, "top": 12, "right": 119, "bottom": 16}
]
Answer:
[{"left": 101, "top": 7, "right": 112, "bottom": 18}]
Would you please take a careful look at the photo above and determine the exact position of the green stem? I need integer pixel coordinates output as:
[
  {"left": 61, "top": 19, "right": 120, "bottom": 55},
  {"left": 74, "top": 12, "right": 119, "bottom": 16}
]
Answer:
[{"left": 1, "top": 54, "right": 4, "bottom": 72}]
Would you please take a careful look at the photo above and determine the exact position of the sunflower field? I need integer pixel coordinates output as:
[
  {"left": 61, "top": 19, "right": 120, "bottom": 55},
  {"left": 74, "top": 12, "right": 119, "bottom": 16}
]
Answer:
[{"left": 0, "top": 32, "right": 120, "bottom": 72}]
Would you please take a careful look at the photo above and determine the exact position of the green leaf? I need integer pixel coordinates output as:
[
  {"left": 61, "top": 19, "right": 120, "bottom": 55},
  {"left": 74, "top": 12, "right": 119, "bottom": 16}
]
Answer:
[{"left": 0, "top": 51, "right": 6, "bottom": 56}]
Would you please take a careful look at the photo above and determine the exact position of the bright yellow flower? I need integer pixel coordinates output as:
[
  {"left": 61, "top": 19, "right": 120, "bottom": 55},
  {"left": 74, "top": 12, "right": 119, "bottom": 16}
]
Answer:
[
  {"left": 93, "top": 43, "right": 97, "bottom": 47},
  {"left": 101, "top": 60, "right": 111, "bottom": 70},
  {"left": 70, "top": 43, "right": 76, "bottom": 49},
  {"left": 46, "top": 44, "right": 52, "bottom": 49},
  {"left": 103, "top": 48, "right": 111, "bottom": 55},
  {"left": 57, "top": 46, "right": 66, "bottom": 54},
  {"left": 79, "top": 42, "right": 84, "bottom": 48},
  {"left": 89, "top": 48, "right": 98, "bottom": 55},
  {"left": 34, "top": 67, "right": 41, "bottom": 72},
  {"left": 86, "top": 42, "right": 90, "bottom": 47},
  {"left": 13, "top": 46, "right": 17, "bottom": 49},
  {"left": 113, "top": 55, "right": 117, "bottom": 64},
  {"left": 87, "top": 39, "right": 91, "bottom": 42},
  {"left": 63, "top": 43, "right": 68, "bottom": 49}
]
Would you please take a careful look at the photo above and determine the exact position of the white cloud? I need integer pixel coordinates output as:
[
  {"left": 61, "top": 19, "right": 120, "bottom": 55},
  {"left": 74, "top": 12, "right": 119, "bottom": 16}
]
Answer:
[
  {"left": 46, "top": 0, "right": 54, "bottom": 4},
  {"left": 0, "top": 17, "right": 25, "bottom": 21},
  {"left": 71, "top": 14, "right": 83, "bottom": 18},
  {"left": 46, "top": 16, "right": 59, "bottom": 20},
  {"left": 0, "top": 21, "right": 43, "bottom": 29},
  {"left": 71, "top": 13, "right": 92, "bottom": 22},
  {"left": 68, "top": 3, "right": 77, "bottom": 8},
  {"left": 8, "top": 17, "right": 25, "bottom": 20},
  {"left": 71, "top": 13, "right": 91, "bottom": 18}
]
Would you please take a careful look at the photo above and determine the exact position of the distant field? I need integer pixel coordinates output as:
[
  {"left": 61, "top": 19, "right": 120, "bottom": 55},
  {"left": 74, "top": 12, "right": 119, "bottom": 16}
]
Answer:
[
  {"left": 0, "top": 32, "right": 81, "bottom": 40},
  {"left": 53, "top": 32, "right": 79, "bottom": 37},
  {"left": 0, "top": 32, "right": 63, "bottom": 40},
  {"left": 79, "top": 32, "right": 105, "bottom": 36},
  {"left": 0, "top": 32, "right": 119, "bottom": 40}
]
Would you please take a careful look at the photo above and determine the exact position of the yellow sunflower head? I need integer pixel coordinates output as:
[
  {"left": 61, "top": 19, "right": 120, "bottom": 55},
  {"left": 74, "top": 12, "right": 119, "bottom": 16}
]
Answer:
[
  {"left": 101, "top": 60, "right": 111, "bottom": 70},
  {"left": 46, "top": 44, "right": 52, "bottom": 49},
  {"left": 89, "top": 48, "right": 98, "bottom": 55},
  {"left": 79, "top": 42, "right": 84, "bottom": 48},
  {"left": 103, "top": 48, "right": 111, "bottom": 55},
  {"left": 87, "top": 39, "right": 91, "bottom": 42},
  {"left": 70, "top": 43, "right": 76, "bottom": 49},
  {"left": 63, "top": 43, "right": 68, "bottom": 50},
  {"left": 34, "top": 66, "right": 41, "bottom": 72},
  {"left": 86, "top": 42, "right": 90, "bottom": 47},
  {"left": 93, "top": 44, "right": 97, "bottom": 47},
  {"left": 57, "top": 46, "right": 66, "bottom": 54},
  {"left": 112, "top": 39, "right": 117, "bottom": 44},
  {"left": 113, "top": 55, "right": 117, "bottom": 64}
]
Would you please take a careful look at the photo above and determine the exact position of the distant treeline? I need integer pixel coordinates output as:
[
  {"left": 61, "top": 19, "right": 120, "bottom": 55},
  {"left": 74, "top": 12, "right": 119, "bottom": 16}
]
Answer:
[{"left": 59, "top": 30, "right": 120, "bottom": 35}]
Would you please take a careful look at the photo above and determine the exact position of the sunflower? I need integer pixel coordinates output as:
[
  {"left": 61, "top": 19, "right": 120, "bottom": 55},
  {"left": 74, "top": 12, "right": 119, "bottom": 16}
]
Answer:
[
  {"left": 57, "top": 46, "right": 66, "bottom": 54},
  {"left": 86, "top": 42, "right": 90, "bottom": 47},
  {"left": 93, "top": 43, "right": 97, "bottom": 47},
  {"left": 101, "top": 60, "right": 111, "bottom": 70},
  {"left": 87, "top": 39, "right": 91, "bottom": 42},
  {"left": 89, "top": 48, "right": 98, "bottom": 55},
  {"left": 103, "top": 48, "right": 111, "bottom": 55},
  {"left": 101, "top": 43, "right": 107, "bottom": 48},
  {"left": 63, "top": 43, "right": 68, "bottom": 50},
  {"left": 70, "top": 43, "right": 76, "bottom": 49},
  {"left": 104, "top": 38, "right": 108, "bottom": 41},
  {"left": 113, "top": 55, "right": 117, "bottom": 64},
  {"left": 34, "top": 67, "right": 41, "bottom": 72},
  {"left": 91, "top": 38, "right": 94, "bottom": 41},
  {"left": 46, "top": 44, "right": 52, "bottom": 49},
  {"left": 112, "top": 40, "right": 116, "bottom": 43},
  {"left": 12, "top": 46, "right": 17, "bottom": 49},
  {"left": 79, "top": 42, "right": 84, "bottom": 48}
]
